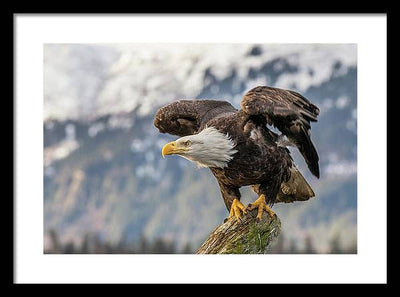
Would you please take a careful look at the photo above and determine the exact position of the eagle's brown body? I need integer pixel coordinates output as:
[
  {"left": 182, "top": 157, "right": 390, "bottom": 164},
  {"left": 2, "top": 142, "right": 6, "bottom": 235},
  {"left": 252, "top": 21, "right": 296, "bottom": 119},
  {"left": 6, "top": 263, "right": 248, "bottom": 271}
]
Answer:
[
  {"left": 154, "top": 86, "right": 320, "bottom": 211},
  {"left": 206, "top": 110, "right": 293, "bottom": 210}
]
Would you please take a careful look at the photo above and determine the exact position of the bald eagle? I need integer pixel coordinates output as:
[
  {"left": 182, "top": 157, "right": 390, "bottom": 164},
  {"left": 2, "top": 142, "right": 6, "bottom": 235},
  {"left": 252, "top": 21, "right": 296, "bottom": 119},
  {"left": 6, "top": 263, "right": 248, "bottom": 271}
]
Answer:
[{"left": 154, "top": 86, "right": 320, "bottom": 222}]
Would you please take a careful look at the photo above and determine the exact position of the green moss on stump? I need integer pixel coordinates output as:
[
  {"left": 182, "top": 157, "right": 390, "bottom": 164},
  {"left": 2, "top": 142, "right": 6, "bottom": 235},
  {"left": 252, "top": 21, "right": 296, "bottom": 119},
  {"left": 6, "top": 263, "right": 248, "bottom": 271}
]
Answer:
[{"left": 196, "top": 209, "right": 281, "bottom": 254}]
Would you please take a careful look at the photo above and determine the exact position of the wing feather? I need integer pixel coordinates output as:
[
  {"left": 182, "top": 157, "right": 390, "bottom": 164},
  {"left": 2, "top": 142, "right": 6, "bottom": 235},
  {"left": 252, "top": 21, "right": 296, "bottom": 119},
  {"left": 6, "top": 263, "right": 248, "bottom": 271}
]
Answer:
[
  {"left": 154, "top": 99, "right": 237, "bottom": 137},
  {"left": 241, "top": 86, "right": 320, "bottom": 178}
]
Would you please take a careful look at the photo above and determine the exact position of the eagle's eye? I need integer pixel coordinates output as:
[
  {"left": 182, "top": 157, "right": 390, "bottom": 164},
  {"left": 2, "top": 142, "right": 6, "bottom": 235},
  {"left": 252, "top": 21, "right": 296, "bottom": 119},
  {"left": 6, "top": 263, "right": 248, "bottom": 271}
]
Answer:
[{"left": 183, "top": 140, "right": 191, "bottom": 146}]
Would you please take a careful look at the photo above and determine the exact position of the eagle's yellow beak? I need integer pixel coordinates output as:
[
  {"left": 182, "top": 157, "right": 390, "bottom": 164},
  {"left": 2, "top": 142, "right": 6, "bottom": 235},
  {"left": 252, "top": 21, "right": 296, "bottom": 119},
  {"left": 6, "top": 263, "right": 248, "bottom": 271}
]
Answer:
[{"left": 162, "top": 141, "right": 177, "bottom": 158}]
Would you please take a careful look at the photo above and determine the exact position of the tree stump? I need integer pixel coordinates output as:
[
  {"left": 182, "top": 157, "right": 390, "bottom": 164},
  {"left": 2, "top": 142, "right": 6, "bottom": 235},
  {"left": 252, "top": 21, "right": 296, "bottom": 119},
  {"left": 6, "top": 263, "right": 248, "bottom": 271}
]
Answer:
[{"left": 196, "top": 208, "right": 281, "bottom": 254}]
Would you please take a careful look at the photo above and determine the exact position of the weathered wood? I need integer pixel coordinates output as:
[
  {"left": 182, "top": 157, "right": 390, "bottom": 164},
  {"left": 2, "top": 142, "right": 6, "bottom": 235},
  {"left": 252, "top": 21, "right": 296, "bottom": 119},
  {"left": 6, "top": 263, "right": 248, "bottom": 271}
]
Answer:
[{"left": 196, "top": 208, "right": 281, "bottom": 254}]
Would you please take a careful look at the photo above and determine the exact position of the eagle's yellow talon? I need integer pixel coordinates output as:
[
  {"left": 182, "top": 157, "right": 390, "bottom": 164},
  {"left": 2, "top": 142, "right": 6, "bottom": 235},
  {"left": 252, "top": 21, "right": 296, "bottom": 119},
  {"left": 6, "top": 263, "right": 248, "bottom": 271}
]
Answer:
[
  {"left": 264, "top": 204, "right": 276, "bottom": 218},
  {"left": 228, "top": 198, "right": 246, "bottom": 222},
  {"left": 248, "top": 194, "right": 275, "bottom": 220}
]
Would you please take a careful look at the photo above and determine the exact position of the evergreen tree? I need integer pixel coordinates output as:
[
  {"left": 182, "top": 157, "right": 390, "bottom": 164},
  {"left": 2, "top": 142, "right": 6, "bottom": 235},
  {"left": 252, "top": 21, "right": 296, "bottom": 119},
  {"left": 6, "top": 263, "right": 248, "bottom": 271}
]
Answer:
[
  {"left": 303, "top": 235, "right": 316, "bottom": 254},
  {"left": 181, "top": 242, "right": 193, "bottom": 254},
  {"left": 329, "top": 233, "right": 343, "bottom": 254}
]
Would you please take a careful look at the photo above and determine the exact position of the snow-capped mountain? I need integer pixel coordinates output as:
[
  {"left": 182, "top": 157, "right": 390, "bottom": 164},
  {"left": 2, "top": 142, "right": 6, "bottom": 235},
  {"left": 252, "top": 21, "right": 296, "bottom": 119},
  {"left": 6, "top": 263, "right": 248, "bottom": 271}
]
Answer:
[{"left": 44, "top": 43, "right": 356, "bottom": 119}]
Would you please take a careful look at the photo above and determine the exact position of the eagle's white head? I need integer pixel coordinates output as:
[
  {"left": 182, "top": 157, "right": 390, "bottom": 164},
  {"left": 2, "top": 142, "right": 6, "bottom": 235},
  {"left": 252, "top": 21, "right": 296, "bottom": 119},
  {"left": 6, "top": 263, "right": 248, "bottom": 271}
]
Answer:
[{"left": 161, "top": 127, "right": 238, "bottom": 168}]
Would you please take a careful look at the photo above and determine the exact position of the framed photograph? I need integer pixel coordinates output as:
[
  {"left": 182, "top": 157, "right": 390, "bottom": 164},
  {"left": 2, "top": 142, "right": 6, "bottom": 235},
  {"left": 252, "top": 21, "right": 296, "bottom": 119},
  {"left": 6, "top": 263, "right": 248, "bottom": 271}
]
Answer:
[{"left": 14, "top": 14, "right": 387, "bottom": 284}]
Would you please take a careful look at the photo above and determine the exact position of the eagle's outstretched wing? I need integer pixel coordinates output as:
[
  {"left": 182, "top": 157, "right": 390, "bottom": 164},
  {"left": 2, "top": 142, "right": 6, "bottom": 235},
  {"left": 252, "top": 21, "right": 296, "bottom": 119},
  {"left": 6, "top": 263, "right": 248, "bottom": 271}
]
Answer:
[
  {"left": 241, "top": 86, "right": 320, "bottom": 178},
  {"left": 154, "top": 99, "right": 237, "bottom": 137}
]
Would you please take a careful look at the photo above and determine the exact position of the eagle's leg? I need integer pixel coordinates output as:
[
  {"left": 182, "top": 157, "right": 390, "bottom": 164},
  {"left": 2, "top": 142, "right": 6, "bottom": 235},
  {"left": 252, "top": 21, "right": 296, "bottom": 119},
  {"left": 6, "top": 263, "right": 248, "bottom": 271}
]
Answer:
[
  {"left": 227, "top": 198, "right": 247, "bottom": 222},
  {"left": 247, "top": 194, "right": 275, "bottom": 220}
]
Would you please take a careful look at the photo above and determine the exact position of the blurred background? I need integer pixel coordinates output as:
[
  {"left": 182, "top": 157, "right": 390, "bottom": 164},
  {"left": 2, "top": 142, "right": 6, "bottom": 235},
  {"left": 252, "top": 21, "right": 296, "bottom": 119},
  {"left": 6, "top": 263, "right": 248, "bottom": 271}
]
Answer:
[{"left": 43, "top": 43, "right": 357, "bottom": 254}]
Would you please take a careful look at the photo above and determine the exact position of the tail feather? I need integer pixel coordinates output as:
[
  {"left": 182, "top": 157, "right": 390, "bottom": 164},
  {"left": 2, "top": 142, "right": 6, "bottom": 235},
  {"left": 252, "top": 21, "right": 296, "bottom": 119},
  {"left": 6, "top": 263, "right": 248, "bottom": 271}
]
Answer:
[{"left": 277, "top": 166, "right": 315, "bottom": 203}]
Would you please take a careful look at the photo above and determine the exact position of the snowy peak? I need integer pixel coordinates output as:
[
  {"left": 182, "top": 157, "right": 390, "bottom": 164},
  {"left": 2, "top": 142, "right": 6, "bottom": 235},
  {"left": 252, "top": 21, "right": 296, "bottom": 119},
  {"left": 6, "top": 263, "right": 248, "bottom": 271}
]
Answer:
[{"left": 44, "top": 44, "right": 356, "bottom": 121}]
